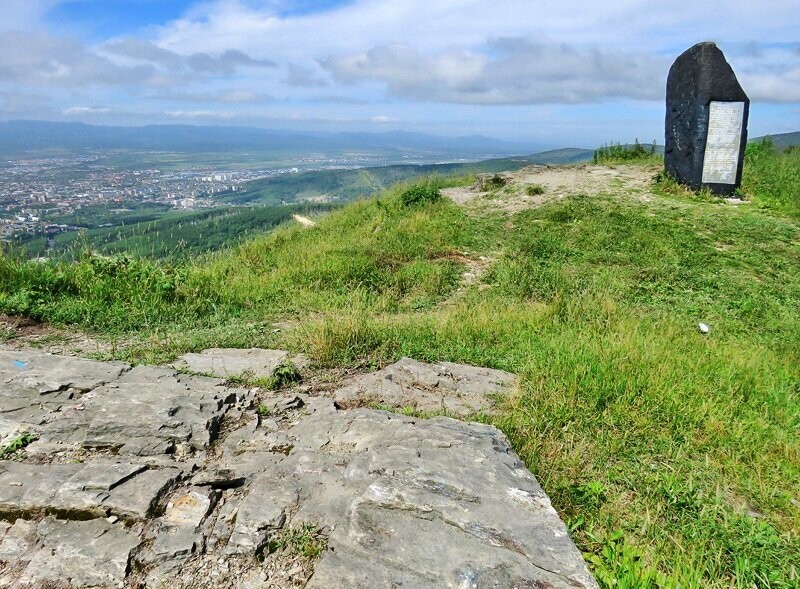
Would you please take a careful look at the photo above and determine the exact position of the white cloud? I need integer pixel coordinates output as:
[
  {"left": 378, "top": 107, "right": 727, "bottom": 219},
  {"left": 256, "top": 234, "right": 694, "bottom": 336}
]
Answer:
[
  {"left": 165, "top": 109, "right": 235, "bottom": 119},
  {"left": 149, "top": 89, "right": 274, "bottom": 103},
  {"left": 370, "top": 115, "right": 399, "bottom": 123},
  {"left": 0, "top": 0, "right": 59, "bottom": 32},
  {"left": 103, "top": 39, "right": 275, "bottom": 77},
  {"left": 0, "top": 31, "right": 156, "bottom": 87},
  {"left": 63, "top": 106, "right": 112, "bottom": 115},
  {"left": 323, "top": 40, "right": 668, "bottom": 104},
  {"left": 1, "top": 0, "right": 798, "bottom": 139},
  {"left": 285, "top": 63, "right": 329, "bottom": 87},
  {"left": 150, "top": 0, "right": 800, "bottom": 105}
]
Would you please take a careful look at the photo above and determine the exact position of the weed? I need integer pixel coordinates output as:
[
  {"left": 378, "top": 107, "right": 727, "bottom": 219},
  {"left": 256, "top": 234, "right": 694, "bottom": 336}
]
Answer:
[
  {"left": 485, "top": 174, "right": 508, "bottom": 190},
  {"left": 525, "top": 184, "right": 545, "bottom": 196},
  {"left": 269, "top": 522, "right": 328, "bottom": 559},
  {"left": 264, "top": 361, "right": 301, "bottom": 390},
  {"left": 0, "top": 433, "right": 39, "bottom": 459},
  {"left": 256, "top": 404, "right": 272, "bottom": 417},
  {"left": 585, "top": 531, "right": 668, "bottom": 589}
]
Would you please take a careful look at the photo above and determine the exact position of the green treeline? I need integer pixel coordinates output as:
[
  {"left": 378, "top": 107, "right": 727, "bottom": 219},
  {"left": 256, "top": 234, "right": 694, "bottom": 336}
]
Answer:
[{"left": 14, "top": 203, "right": 339, "bottom": 261}]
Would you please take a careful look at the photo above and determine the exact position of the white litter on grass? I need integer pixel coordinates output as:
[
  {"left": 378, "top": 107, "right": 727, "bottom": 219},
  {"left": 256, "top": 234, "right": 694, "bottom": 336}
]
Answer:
[{"left": 699, "top": 322, "right": 710, "bottom": 334}]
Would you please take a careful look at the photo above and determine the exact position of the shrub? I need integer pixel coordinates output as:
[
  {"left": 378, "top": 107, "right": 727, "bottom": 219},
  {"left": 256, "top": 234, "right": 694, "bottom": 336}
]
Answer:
[
  {"left": 400, "top": 184, "right": 441, "bottom": 207},
  {"left": 525, "top": 184, "right": 545, "bottom": 196}
]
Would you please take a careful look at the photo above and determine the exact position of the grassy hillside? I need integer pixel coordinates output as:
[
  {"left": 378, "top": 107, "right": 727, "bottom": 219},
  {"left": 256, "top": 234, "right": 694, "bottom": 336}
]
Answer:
[
  {"left": 752, "top": 131, "right": 800, "bottom": 151},
  {"left": 1, "top": 144, "right": 798, "bottom": 587}
]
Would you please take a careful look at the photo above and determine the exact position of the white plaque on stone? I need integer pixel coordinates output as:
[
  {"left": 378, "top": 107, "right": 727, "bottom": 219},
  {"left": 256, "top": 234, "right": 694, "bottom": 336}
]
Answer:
[{"left": 701, "top": 101, "right": 745, "bottom": 185}]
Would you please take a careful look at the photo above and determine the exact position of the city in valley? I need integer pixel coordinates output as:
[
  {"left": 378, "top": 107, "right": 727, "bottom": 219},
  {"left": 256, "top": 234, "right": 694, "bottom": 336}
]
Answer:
[{"left": 0, "top": 154, "right": 303, "bottom": 242}]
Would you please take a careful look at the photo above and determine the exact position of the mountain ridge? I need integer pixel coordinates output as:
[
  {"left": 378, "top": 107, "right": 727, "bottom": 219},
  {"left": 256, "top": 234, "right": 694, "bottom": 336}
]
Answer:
[{"left": 0, "top": 120, "right": 544, "bottom": 157}]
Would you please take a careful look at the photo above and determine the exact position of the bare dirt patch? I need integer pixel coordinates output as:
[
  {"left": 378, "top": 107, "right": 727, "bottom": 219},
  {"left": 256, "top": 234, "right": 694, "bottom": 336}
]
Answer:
[
  {"left": 0, "top": 313, "right": 115, "bottom": 357},
  {"left": 443, "top": 164, "right": 658, "bottom": 214}
]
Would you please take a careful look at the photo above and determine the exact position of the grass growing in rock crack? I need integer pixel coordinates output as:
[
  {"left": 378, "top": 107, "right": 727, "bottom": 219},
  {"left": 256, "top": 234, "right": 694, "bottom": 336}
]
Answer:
[
  {"left": 1, "top": 152, "right": 798, "bottom": 586},
  {"left": 0, "top": 433, "right": 39, "bottom": 459},
  {"left": 269, "top": 523, "right": 328, "bottom": 559}
]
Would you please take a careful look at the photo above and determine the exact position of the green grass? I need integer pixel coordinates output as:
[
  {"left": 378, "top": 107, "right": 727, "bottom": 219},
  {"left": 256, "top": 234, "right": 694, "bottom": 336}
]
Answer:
[
  {"left": 0, "top": 151, "right": 798, "bottom": 587},
  {"left": 741, "top": 138, "right": 800, "bottom": 218}
]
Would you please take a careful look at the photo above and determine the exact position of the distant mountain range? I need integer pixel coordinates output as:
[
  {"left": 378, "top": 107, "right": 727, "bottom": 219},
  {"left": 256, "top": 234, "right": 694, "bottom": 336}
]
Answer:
[{"left": 0, "top": 120, "right": 542, "bottom": 158}]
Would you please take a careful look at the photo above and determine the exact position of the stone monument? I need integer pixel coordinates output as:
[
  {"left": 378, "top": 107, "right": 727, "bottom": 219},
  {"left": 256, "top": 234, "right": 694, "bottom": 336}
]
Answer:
[{"left": 665, "top": 42, "right": 749, "bottom": 196}]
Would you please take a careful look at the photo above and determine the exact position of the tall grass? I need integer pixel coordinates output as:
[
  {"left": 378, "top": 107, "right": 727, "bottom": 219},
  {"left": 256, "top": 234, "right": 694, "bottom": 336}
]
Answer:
[
  {"left": 593, "top": 139, "right": 661, "bottom": 165},
  {"left": 741, "top": 138, "right": 800, "bottom": 218}
]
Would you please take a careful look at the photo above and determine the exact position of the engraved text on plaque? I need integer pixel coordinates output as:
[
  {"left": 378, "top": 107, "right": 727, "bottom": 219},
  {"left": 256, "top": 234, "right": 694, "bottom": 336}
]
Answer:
[{"left": 701, "top": 101, "right": 745, "bottom": 185}]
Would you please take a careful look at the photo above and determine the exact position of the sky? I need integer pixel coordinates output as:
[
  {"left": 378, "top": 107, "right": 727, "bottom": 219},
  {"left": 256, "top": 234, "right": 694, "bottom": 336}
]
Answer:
[{"left": 1, "top": 0, "right": 798, "bottom": 147}]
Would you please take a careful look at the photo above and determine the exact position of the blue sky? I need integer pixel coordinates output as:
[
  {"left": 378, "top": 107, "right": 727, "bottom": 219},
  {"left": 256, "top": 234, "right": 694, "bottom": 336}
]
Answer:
[{"left": 1, "top": 0, "right": 798, "bottom": 148}]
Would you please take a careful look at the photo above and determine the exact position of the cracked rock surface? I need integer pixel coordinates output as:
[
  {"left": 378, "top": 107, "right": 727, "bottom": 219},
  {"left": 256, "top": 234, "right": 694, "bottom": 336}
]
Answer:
[
  {"left": 333, "top": 356, "right": 516, "bottom": 416},
  {"left": 0, "top": 348, "right": 596, "bottom": 588}
]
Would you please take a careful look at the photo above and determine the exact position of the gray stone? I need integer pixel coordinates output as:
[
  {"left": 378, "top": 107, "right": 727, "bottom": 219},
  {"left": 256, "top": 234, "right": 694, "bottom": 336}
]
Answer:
[
  {"left": 207, "top": 496, "right": 240, "bottom": 550},
  {"left": 151, "top": 525, "right": 201, "bottom": 563},
  {"left": 0, "top": 350, "right": 128, "bottom": 425},
  {"left": 225, "top": 485, "right": 295, "bottom": 555},
  {"left": 163, "top": 489, "right": 216, "bottom": 528},
  {"left": 3, "top": 517, "right": 138, "bottom": 588},
  {"left": 665, "top": 42, "right": 749, "bottom": 195},
  {"left": 173, "top": 348, "right": 290, "bottom": 380},
  {"left": 103, "top": 467, "right": 183, "bottom": 520},
  {"left": 284, "top": 408, "right": 595, "bottom": 588},
  {"left": 0, "top": 350, "right": 129, "bottom": 394},
  {"left": 38, "top": 365, "right": 239, "bottom": 457},
  {"left": 332, "top": 357, "right": 516, "bottom": 416},
  {"left": 0, "top": 351, "right": 595, "bottom": 589},
  {"left": 0, "top": 460, "right": 180, "bottom": 521}
]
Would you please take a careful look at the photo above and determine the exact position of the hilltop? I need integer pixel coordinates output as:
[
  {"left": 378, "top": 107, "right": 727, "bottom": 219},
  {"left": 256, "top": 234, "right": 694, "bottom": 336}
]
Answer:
[{"left": 1, "top": 140, "right": 799, "bottom": 587}]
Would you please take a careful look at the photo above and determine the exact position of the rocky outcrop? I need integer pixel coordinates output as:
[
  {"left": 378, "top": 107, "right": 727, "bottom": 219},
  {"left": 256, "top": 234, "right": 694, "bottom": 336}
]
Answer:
[{"left": 0, "top": 349, "right": 596, "bottom": 588}]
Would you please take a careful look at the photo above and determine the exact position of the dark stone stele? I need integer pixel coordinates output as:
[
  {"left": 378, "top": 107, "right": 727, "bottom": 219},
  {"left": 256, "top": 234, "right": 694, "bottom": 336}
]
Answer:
[{"left": 665, "top": 42, "right": 749, "bottom": 196}]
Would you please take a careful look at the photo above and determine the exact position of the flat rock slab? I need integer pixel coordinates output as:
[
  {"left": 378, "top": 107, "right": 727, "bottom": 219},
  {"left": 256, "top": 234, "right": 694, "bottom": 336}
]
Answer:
[
  {"left": 0, "top": 355, "right": 247, "bottom": 458},
  {"left": 0, "top": 351, "right": 595, "bottom": 588},
  {"left": 0, "top": 351, "right": 129, "bottom": 431},
  {"left": 0, "top": 350, "right": 129, "bottom": 395},
  {"left": 333, "top": 357, "right": 516, "bottom": 416},
  {"left": 0, "top": 516, "right": 139, "bottom": 588},
  {"left": 173, "top": 348, "right": 291, "bottom": 380},
  {"left": 0, "top": 460, "right": 182, "bottom": 521}
]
